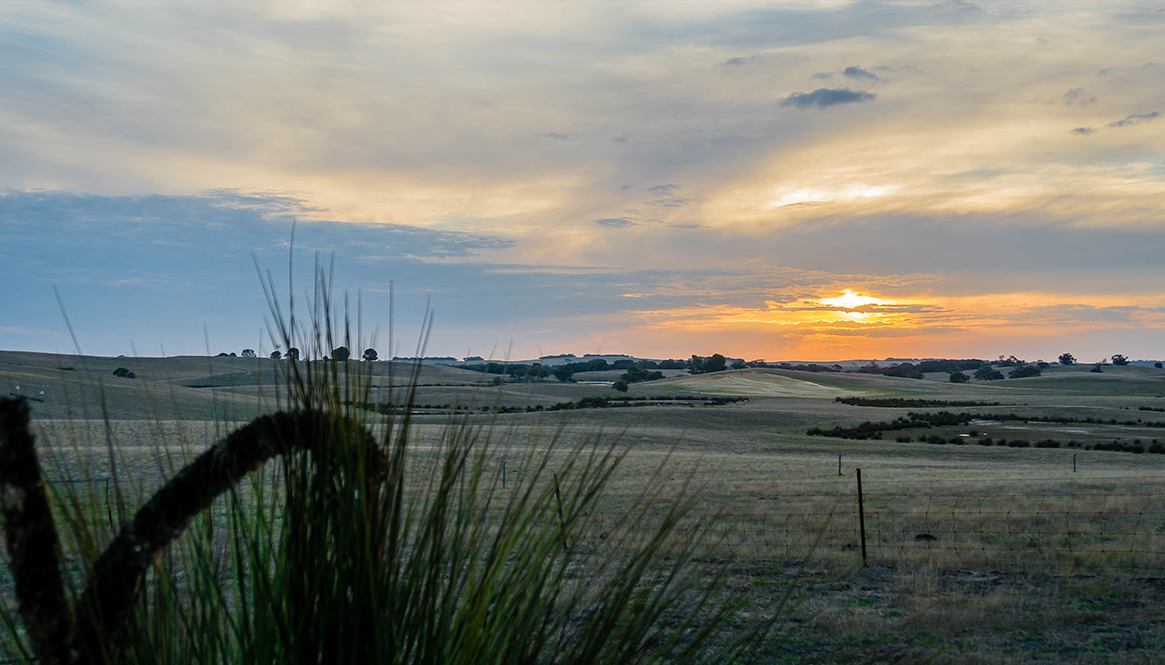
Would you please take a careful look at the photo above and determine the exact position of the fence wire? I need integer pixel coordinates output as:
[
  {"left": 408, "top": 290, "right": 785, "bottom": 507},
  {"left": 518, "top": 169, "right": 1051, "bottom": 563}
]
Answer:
[{"left": 721, "top": 473, "right": 1165, "bottom": 573}]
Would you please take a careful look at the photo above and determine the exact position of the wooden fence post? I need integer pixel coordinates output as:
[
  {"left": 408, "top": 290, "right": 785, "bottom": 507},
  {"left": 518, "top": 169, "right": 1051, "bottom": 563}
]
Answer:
[{"left": 857, "top": 467, "right": 868, "bottom": 567}]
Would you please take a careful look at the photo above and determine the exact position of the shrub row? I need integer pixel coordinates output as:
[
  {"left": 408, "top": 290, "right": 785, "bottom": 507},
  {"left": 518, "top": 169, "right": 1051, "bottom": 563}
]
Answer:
[{"left": 835, "top": 397, "right": 1000, "bottom": 408}]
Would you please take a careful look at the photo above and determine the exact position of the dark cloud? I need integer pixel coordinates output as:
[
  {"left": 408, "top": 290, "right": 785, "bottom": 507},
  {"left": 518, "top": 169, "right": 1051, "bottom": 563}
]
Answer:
[
  {"left": 1063, "top": 88, "right": 1097, "bottom": 106},
  {"left": 780, "top": 88, "right": 876, "bottom": 109},
  {"left": 842, "top": 66, "right": 879, "bottom": 81},
  {"left": 1071, "top": 127, "right": 1094, "bottom": 136},
  {"left": 811, "top": 72, "right": 834, "bottom": 80},
  {"left": 593, "top": 217, "right": 635, "bottom": 228},
  {"left": 538, "top": 132, "right": 570, "bottom": 140},
  {"left": 1107, "top": 112, "right": 1160, "bottom": 128}
]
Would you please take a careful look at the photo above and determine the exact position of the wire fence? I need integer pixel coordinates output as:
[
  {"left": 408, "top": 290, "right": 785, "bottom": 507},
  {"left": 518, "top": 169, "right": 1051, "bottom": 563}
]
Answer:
[{"left": 719, "top": 471, "right": 1165, "bottom": 574}]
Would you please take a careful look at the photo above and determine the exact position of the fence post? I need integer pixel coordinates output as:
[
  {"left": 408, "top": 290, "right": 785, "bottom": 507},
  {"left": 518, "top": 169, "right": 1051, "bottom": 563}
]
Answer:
[
  {"left": 857, "top": 467, "right": 868, "bottom": 567},
  {"left": 502, "top": 459, "right": 507, "bottom": 489},
  {"left": 838, "top": 454, "right": 842, "bottom": 476}
]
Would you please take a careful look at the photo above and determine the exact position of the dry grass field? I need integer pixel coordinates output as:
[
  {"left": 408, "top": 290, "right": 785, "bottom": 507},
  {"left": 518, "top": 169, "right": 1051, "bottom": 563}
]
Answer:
[{"left": 6, "top": 352, "right": 1165, "bottom": 662}]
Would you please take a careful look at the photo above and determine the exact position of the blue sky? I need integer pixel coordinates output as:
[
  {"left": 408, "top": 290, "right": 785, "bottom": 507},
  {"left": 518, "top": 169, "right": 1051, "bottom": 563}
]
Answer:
[{"left": 2, "top": 1, "right": 1164, "bottom": 361}]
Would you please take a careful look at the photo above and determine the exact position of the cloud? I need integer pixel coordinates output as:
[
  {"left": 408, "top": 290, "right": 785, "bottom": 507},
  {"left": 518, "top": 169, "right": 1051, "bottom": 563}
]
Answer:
[
  {"left": 1107, "top": 112, "right": 1160, "bottom": 128},
  {"left": 645, "top": 184, "right": 688, "bottom": 208},
  {"left": 780, "top": 88, "right": 876, "bottom": 109},
  {"left": 722, "top": 56, "right": 756, "bottom": 67},
  {"left": 842, "top": 66, "right": 879, "bottom": 81},
  {"left": 1063, "top": 88, "right": 1097, "bottom": 106},
  {"left": 811, "top": 72, "right": 834, "bottom": 80},
  {"left": 538, "top": 132, "right": 570, "bottom": 140},
  {"left": 1071, "top": 127, "right": 1094, "bottom": 135},
  {"left": 593, "top": 217, "right": 635, "bottom": 228},
  {"left": 931, "top": 0, "right": 982, "bottom": 15}
]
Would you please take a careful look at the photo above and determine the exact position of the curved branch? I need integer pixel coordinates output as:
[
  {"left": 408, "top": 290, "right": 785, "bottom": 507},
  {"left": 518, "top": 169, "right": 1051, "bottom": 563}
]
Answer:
[
  {"left": 0, "top": 397, "right": 72, "bottom": 665},
  {"left": 71, "top": 410, "right": 380, "bottom": 665}
]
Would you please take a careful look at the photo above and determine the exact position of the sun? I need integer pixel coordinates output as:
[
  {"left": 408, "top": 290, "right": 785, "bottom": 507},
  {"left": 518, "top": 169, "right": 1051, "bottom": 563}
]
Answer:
[{"left": 819, "top": 290, "right": 888, "bottom": 309}]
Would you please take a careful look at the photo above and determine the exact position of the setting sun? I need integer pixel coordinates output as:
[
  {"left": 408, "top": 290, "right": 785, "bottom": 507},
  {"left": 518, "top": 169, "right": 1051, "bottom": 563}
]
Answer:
[{"left": 819, "top": 290, "right": 890, "bottom": 309}]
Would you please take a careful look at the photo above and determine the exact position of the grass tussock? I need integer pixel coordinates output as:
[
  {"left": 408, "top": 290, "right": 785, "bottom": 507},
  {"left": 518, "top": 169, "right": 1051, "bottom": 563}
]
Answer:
[{"left": 0, "top": 262, "right": 788, "bottom": 664}]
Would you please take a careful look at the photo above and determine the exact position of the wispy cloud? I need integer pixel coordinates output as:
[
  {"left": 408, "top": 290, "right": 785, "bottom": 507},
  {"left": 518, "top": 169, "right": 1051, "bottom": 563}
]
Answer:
[
  {"left": 1107, "top": 112, "right": 1160, "bottom": 128},
  {"left": 780, "top": 88, "right": 876, "bottom": 109},
  {"left": 593, "top": 217, "right": 635, "bottom": 228},
  {"left": 1063, "top": 88, "right": 1097, "bottom": 106}
]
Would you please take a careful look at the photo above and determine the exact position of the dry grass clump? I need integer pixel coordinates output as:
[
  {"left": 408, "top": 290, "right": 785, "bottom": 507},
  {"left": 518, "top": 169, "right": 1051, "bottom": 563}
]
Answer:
[{"left": 0, "top": 265, "right": 790, "bottom": 664}]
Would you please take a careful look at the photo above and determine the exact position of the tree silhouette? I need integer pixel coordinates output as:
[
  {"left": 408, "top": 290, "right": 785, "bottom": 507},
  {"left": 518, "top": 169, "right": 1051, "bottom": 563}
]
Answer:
[
  {"left": 1111, "top": 354, "right": 1129, "bottom": 366},
  {"left": 1058, "top": 353, "right": 1075, "bottom": 366},
  {"left": 362, "top": 348, "right": 378, "bottom": 362}
]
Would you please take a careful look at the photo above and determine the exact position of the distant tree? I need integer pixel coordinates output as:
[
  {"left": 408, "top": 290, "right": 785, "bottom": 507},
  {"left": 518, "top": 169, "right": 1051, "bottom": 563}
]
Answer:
[
  {"left": 1058, "top": 353, "right": 1076, "bottom": 366},
  {"left": 332, "top": 346, "right": 350, "bottom": 362},
  {"left": 687, "top": 355, "right": 705, "bottom": 374},
  {"left": 857, "top": 362, "right": 882, "bottom": 375},
  {"left": 1091, "top": 364, "right": 1104, "bottom": 373},
  {"left": 882, "top": 363, "right": 924, "bottom": 379},
  {"left": 612, "top": 380, "right": 629, "bottom": 393},
  {"left": 270, "top": 350, "right": 282, "bottom": 359},
  {"left": 995, "top": 355, "right": 1024, "bottom": 367},
  {"left": 620, "top": 364, "right": 663, "bottom": 384},
  {"left": 286, "top": 347, "right": 300, "bottom": 360},
  {"left": 363, "top": 348, "right": 378, "bottom": 362},
  {"left": 216, "top": 352, "right": 230, "bottom": 357},
  {"left": 730, "top": 359, "right": 746, "bottom": 370},
  {"left": 974, "top": 365, "right": 1004, "bottom": 381},
  {"left": 1008, "top": 364, "right": 1042, "bottom": 379},
  {"left": 1111, "top": 354, "right": 1129, "bottom": 366},
  {"left": 112, "top": 367, "right": 135, "bottom": 379},
  {"left": 704, "top": 354, "right": 728, "bottom": 373},
  {"left": 553, "top": 366, "right": 575, "bottom": 382},
  {"left": 1156, "top": 362, "right": 1163, "bottom": 369},
  {"left": 241, "top": 348, "right": 257, "bottom": 358},
  {"left": 949, "top": 370, "right": 969, "bottom": 384}
]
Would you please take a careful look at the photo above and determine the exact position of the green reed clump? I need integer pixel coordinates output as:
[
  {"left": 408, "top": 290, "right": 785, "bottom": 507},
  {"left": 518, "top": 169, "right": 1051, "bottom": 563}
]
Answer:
[{"left": 1, "top": 262, "right": 788, "bottom": 664}]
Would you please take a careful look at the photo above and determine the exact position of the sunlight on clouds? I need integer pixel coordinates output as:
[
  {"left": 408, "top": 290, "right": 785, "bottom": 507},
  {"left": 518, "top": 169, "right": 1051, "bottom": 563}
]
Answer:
[
  {"left": 819, "top": 290, "right": 890, "bottom": 309},
  {"left": 768, "top": 184, "right": 900, "bottom": 208}
]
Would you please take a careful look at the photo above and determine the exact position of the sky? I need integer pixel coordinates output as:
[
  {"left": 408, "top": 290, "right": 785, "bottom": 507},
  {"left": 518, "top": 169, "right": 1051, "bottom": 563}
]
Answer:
[{"left": 1, "top": 0, "right": 1164, "bottom": 363}]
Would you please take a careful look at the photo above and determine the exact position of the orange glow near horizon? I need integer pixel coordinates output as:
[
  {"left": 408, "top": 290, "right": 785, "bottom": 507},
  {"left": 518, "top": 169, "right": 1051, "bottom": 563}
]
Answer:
[{"left": 610, "top": 289, "right": 1165, "bottom": 362}]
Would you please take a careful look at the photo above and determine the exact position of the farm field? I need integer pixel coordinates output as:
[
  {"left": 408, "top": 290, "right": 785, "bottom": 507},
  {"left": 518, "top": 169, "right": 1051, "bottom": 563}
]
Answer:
[{"left": 6, "top": 351, "right": 1165, "bottom": 662}]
